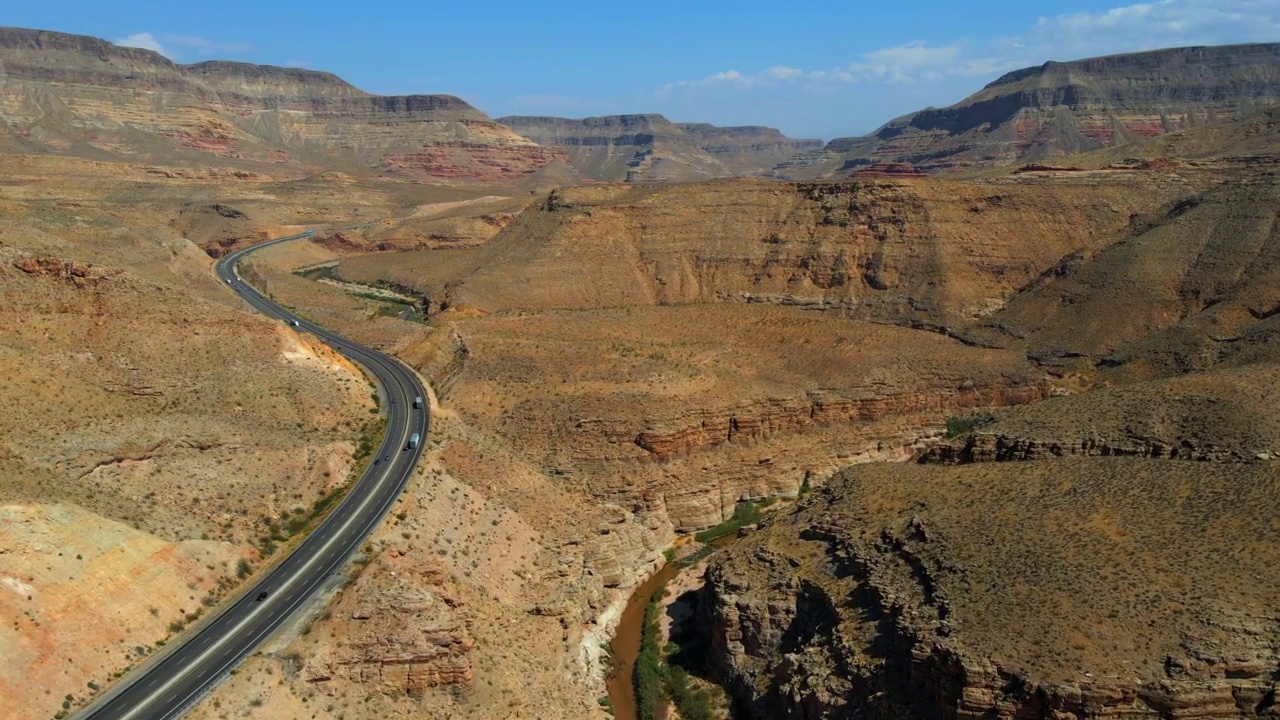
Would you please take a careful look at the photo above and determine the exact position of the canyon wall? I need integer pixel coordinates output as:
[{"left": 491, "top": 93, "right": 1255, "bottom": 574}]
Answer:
[
  {"left": 499, "top": 114, "right": 822, "bottom": 182},
  {"left": 796, "top": 43, "right": 1280, "bottom": 175},
  {"left": 368, "top": 176, "right": 1179, "bottom": 327},
  {"left": 0, "top": 28, "right": 558, "bottom": 180},
  {"left": 701, "top": 459, "right": 1280, "bottom": 720}
]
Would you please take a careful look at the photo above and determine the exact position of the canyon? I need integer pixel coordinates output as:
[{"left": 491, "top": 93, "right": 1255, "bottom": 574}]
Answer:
[
  {"left": 1, "top": 25, "right": 1279, "bottom": 720},
  {"left": 701, "top": 458, "right": 1280, "bottom": 720}
]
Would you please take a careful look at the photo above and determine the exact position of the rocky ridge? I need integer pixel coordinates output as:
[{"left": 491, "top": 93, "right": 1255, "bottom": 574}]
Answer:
[
  {"left": 357, "top": 176, "right": 1181, "bottom": 328},
  {"left": 499, "top": 114, "right": 822, "bottom": 182},
  {"left": 0, "top": 27, "right": 559, "bottom": 180},
  {"left": 701, "top": 459, "right": 1280, "bottom": 720},
  {"left": 793, "top": 43, "right": 1280, "bottom": 176}
]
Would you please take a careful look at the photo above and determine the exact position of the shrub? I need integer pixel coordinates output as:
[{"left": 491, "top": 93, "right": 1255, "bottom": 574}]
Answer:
[{"left": 944, "top": 413, "right": 996, "bottom": 438}]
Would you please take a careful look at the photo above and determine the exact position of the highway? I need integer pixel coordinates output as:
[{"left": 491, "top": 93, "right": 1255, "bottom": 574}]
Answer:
[{"left": 74, "top": 232, "right": 430, "bottom": 720}]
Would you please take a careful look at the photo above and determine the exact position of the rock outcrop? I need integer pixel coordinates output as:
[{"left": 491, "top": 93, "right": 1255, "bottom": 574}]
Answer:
[
  {"left": 387, "top": 176, "right": 1176, "bottom": 328},
  {"left": 634, "top": 382, "right": 1047, "bottom": 458},
  {"left": 302, "top": 550, "right": 474, "bottom": 697},
  {"left": 0, "top": 27, "right": 558, "bottom": 180},
  {"left": 499, "top": 114, "right": 822, "bottom": 182},
  {"left": 797, "top": 43, "right": 1280, "bottom": 175},
  {"left": 701, "top": 458, "right": 1280, "bottom": 720}
]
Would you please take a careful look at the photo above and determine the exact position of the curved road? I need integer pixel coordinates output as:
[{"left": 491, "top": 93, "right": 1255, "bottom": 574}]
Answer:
[{"left": 75, "top": 232, "right": 430, "bottom": 720}]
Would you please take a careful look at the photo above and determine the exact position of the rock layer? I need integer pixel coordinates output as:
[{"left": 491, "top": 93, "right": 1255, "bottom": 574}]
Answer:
[
  {"left": 0, "top": 27, "right": 557, "bottom": 180},
  {"left": 499, "top": 114, "right": 822, "bottom": 182},
  {"left": 800, "top": 43, "right": 1280, "bottom": 175},
  {"left": 701, "top": 459, "right": 1280, "bottom": 720},
  {"left": 302, "top": 550, "right": 474, "bottom": 697},
  {"left": 384, "top": 177, "right": 1174, "bottom": 328}
]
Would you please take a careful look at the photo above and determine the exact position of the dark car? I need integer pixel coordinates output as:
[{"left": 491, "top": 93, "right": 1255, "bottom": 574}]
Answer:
[{"left": 255, "top": 590, "right": 270, "bottom": 602}]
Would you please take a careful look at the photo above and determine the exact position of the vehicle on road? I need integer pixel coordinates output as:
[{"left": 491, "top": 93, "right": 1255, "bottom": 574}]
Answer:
[
  {"left": 288, "top": 319, "right": 300, "bottom": 327},
  {"left": 413, "top": 396, "right": 423, "bottom": 409},
  {"left": 255, "top": 591, "right": 269, "bottom": 602},
  {"left": 406, "top": 432, "right": 420, "bottom": 450}
]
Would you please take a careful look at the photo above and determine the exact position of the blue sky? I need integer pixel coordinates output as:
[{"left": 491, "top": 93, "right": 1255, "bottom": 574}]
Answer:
[{"left": 7, "top": 0, "right": 1280, "bottom": 138}]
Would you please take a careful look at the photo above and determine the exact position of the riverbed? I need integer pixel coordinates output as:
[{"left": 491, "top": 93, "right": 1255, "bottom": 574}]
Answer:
[{"left": 605, "top": 535, "right": 740, "bottom": 720}]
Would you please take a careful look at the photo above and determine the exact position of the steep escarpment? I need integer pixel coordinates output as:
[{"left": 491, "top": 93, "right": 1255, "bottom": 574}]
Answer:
[
  {"left": 0, "top": 27, "right": 558, "bottom": 180},
  {"left": 702, "top": 458, "right": 1280, "bottom": 720},
  {"left": 968, "top": 174, "right": 1280, "bottom": 370},
  {"left": 346, "top": 176, "right": 1178, "bottom": 326},
  {"left": 413, "top": 305, "right": 1049, "bottom": 531},
  {"left": 921, "top": 358, "right": 1280, "bottom": 466},
  {"left": 803, "top": 43, "right": 1280, "bottom": 175},
  {"left": 499, "top": 114, "right": 822, "bottom": 182}
]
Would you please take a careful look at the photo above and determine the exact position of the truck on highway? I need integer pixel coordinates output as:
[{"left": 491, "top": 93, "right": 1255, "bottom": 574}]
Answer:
[
  {"left": 413, "top": 396, "right": 423, "bottom": 409},
  {"left": 406, "top": 432, "right": 420, "bottom": 450}
]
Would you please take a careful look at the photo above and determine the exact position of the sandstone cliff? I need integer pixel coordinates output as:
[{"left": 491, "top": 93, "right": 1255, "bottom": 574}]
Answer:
[
  {"left": 0, "top": 27, "right": 558, "bottom": 181},
  {"left": 701, "top": 458, "right": 1280, "bottom": 720},
  {"left": 499, "top": 114, "right": 822, "bottom": 182},
  {"left": 799, "top": 43, "right": 1280, "bottom": 175},
  {"left": 966, "top": 174, "right": 1280, "bottom": 374},
  {"left": 354, "top": 176, "right": 1177, "bottom": 327}
]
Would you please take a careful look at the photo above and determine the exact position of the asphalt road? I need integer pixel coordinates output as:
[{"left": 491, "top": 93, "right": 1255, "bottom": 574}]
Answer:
[{"left": 74, "top": 232, "right": 430, "bottom": 720}]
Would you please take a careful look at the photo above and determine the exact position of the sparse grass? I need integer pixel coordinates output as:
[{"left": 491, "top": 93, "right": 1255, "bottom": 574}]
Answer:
[
  {"left": 944, "top": 412, "right": 996, "bottom": 438},
  {"left": 694, "top": 499, "right": 774, "bottom": 544}
]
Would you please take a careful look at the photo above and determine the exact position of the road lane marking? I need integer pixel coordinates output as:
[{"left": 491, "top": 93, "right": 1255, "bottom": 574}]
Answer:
[{"left": 105, "top": 248, "right": 423, "bottom": 720}]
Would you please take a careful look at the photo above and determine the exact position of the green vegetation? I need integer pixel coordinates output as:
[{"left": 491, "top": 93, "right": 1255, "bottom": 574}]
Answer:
[
  {"left": 374, "top": 301, "right": 426, "bottom": 323},
  {"left": 293, "top": 264, "right": 342, "bottom": 282},
  {"left": 354, "top": 417, "right": 387, "bottom": 461},
  {"left": 694, "top": 499, "right": 774, "bottom": 544},
  {"left": 943, "top": 412, "right": 997, "bottom": 438},
  {"left": 665, "top": 666, "right": 717, "bottom": 720},
  {"left": 633, "top": 588, "right": 666, "bottom": 720},
  {"left": 632, "top": 583, "right": 724, "bottom": 720}
]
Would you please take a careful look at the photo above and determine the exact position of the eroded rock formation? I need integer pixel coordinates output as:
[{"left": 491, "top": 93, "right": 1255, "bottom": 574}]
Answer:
[
  {"left": 794, "top": 43, "right": 1280, "bottom": 176},
  {"left": 701, "top": 459, "right": 1280, "bottom": 720},
  {"left": 499, "top": 114, "right": 823, "bottom": 182},
  {"left": 0, "top": 28, "right": 559, "bottom": 180},
  {"left": 302, "top": 550, "right": 474, "bottom": 697}
]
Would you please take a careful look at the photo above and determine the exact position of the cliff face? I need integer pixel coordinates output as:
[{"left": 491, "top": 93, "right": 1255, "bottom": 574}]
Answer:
[
  {"left": 0, "top": 27, "right": 558, "bottom": 180},
  {"left": 499, "top": 113, "right": 822, "bottom": 182},
  {"left": 807, "top": 43, "right": 1280, "bottom": 174},
  {"left": 701, "top": 459, "right": 1280, "bottom": 720},
  {"left": 392, "top": 176, "right": 1172, "bottom": 327}
]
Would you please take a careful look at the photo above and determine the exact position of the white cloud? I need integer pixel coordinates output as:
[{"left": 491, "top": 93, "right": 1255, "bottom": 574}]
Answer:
[
  {"left": 112, "top": 33, "right": 253, "bottom": 61},
  {"left": 661, "top": 0, "right": 1280, "bottom": 95},
  {"left": 114, "top": 33, "right": 170, "bottom": 59},
  {"left": 162, "top": 35, "right": 254, "bottom": 55}
]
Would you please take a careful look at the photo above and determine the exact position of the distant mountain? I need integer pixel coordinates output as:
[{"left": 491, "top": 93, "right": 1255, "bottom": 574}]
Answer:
[
  {"left": 498, "top": 114, "right": 823, "bottom": 182},
  {"left": 789, "top": 43, "right": 1280, "bottom": 177},
  {"left": 0, "top": 27, "right": 561, "bottom": 181}
]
